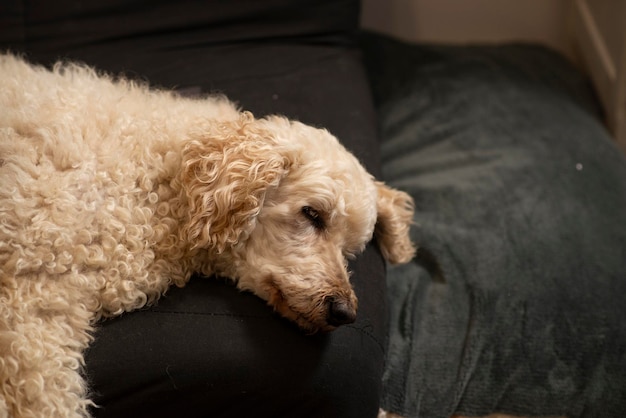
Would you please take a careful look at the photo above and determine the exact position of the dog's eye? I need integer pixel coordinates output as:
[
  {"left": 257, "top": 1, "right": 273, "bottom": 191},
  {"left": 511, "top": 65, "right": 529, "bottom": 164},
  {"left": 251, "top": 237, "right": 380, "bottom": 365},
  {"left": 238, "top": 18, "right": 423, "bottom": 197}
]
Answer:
[{"left": 301, "top": 206, "right": 325, "bottom": 230}]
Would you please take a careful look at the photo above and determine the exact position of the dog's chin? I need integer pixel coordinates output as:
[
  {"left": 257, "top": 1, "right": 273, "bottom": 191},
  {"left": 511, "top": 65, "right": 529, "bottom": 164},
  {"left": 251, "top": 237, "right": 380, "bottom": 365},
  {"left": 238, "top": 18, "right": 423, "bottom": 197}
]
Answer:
[
  {"left": 270, "top": 296, "right": 337, "bottom": 334},
  {"left": 286, "top": 308, "right": 338, "bottom": 334},
  {"left": 263, "top": 278, "right": 336, "bottom": 334}
]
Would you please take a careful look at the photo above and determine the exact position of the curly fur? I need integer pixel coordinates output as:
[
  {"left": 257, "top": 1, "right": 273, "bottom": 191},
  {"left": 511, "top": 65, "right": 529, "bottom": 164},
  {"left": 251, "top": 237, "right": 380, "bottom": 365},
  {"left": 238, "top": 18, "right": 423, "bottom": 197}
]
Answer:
[{"left": 0, "top": 54, "right": 415, "bottom": 417}]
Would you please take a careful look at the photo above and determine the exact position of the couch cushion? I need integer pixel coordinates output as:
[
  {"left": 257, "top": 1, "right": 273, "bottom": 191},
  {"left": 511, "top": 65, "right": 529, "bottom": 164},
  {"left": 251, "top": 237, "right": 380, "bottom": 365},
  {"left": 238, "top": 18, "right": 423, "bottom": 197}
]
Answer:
[
  {"left": 362, "top": 33, "right": 626, "bottom": 418},
  {"left": 1, "top": 0, "right": 359, "bottom": 60}
]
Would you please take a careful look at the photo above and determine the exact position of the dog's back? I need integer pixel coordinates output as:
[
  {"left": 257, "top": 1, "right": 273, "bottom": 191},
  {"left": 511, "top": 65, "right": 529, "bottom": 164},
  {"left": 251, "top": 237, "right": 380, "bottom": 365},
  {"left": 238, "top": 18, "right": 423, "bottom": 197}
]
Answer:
[
  {"left": 0, "top": 57, "right": 228, "bottom": 416},
  {"left": 1, "top": 55, "right": 162, "bottom": 290},
  {"left": 0, "top": 54, "right": 238, "bottom": 311}
]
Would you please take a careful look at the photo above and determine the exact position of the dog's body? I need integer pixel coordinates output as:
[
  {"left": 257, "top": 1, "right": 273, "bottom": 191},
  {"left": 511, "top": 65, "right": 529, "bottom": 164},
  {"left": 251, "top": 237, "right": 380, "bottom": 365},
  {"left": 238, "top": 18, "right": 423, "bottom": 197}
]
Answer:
[{"left": 0, "top": 54, "right": 415, "bottom": 417}]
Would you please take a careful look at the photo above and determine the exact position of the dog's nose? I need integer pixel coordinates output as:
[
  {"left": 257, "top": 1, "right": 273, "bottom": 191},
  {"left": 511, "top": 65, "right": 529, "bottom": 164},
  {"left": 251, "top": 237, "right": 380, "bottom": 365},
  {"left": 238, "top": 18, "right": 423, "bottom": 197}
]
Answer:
[{"left": 326, "top": 298, "right": 357, "bottom": 327}]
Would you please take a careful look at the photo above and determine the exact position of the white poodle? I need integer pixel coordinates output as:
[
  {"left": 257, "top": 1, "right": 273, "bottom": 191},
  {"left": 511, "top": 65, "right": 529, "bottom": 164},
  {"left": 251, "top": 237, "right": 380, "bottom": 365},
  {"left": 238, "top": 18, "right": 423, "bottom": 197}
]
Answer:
[{"left": 0, "top": 54, "right": 415, "bottom": 417}]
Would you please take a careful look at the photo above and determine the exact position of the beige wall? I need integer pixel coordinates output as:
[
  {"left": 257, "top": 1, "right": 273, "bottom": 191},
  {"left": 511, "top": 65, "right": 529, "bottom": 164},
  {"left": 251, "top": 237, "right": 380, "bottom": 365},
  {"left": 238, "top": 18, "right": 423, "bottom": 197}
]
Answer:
[
  {"left": 361, "top": 0, "right": 574, "bottom": 59},
  {"left": 361, "top": 0, "right": 626, "bottom": 152}
]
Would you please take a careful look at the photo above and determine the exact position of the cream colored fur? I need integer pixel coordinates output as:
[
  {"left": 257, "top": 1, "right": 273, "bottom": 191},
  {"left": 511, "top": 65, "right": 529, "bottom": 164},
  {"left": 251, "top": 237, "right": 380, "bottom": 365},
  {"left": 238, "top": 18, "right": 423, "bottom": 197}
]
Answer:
[{"left": 0, "top": 54, "right": 415, "bottom": 417}]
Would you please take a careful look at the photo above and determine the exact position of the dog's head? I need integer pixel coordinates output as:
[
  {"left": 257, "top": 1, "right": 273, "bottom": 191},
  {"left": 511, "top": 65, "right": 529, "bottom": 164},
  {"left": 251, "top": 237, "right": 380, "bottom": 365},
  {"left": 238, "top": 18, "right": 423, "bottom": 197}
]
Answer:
[{"left": 180, "top": 113, "right": 415, "bottom": 332}]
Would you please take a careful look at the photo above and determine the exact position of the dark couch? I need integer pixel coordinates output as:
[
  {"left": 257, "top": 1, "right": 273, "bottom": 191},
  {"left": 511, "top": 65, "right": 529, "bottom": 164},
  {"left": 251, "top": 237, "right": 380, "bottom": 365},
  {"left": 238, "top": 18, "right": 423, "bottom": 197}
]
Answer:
[
  {"left": 1, "top": 1, "right": 388, "bottom": 417},
  {"left": 3, "top": 1, "right": 626, "bottom": 417}
]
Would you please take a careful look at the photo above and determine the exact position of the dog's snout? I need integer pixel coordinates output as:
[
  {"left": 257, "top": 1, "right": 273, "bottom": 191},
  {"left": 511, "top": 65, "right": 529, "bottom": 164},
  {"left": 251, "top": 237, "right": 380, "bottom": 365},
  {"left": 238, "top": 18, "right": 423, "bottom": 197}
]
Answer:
[{"left": 326, "top": 298, "right": 357, "bottom": 327}]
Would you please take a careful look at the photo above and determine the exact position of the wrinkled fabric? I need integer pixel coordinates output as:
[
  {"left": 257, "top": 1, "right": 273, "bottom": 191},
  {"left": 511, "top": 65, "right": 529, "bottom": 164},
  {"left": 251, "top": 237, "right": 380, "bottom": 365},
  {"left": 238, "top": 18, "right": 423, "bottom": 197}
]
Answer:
[{"left": 363, "top": 33, "right": 626, "bottom": 418}]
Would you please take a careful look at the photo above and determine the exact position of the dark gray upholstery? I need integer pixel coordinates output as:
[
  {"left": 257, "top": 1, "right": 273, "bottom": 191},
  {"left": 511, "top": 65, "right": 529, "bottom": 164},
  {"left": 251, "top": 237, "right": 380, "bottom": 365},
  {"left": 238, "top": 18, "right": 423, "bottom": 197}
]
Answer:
[{"left": 363, "top": 33, "right": 626, "bottom": 418}]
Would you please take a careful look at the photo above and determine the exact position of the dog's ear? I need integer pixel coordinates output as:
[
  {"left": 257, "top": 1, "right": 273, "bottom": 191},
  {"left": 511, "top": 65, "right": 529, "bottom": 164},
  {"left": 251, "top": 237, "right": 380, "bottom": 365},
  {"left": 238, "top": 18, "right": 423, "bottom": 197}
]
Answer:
[
  {"left": 180, "top": 113, "right": 294, "bottom": 253},
  {"left": 374, "top": 181, "right": 416, "bottom": 264}
]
